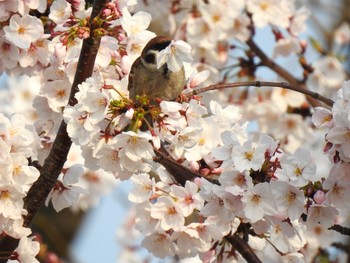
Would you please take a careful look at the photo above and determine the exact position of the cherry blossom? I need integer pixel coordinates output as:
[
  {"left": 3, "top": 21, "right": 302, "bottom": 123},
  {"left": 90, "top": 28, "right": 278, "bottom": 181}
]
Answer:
[
  {"left": 276, "top": 147, "right": 317, "bottom": 186},
  {"left": 141, "top": 232, "right": 177, "bottom": 258},
  {"left": 45, "top": 164, "right": 87, "bottom": 212},
  {"left": 13, "top": 236, "right": 40, "bottom": 263},
  {"left": 270, "top": 181, "right": 304, "bottom": 220},
  {"left": 157, "top": 40, "right": 193, "bottom": 72},
  {"left": 306, "top": 204, "right": 339, "bottom": 230},
  {"left": 241, "top": 182, "right": 278, "bottom": 223},
  {"left": 150, "top": 196, "right": 185, "bottom": 231},
  {"left": 49, "top": 0, "right": 72, "bottom": 25},
  {"left": 170, "top": 181, "right": 204, "bottom": 217},
  {"left": 3, "top": 14, "right": 44, "bottom": 49},
  {"left": 0, "top": 1, "right": 349, "bottom": 262}
]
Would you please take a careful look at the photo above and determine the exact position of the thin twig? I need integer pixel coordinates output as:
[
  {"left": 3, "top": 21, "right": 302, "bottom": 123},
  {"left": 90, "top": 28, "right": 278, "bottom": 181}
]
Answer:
[
  {"left": 246, "top": 38, "right": 323, "bottom": 108},
  {"left": 187, "top": 80, "right": 334, "bottom": 107},
  {"left": 329, "top": 224, "right": 350, "bottom": 236}
]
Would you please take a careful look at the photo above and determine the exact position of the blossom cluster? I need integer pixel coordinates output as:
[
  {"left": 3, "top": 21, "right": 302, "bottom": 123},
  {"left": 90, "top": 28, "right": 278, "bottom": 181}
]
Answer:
[{"left": 0, "top": 0, "right": 349, "bottom": 262}]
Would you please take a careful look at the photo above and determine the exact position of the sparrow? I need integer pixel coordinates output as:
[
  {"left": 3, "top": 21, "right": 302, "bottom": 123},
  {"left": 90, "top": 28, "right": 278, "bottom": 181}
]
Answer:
[
  {"left": 128, "top": 36, "right": 185, "bottom": 103},
  {"left": 127, "top": 37, "right": 210, "bottom": 186}
]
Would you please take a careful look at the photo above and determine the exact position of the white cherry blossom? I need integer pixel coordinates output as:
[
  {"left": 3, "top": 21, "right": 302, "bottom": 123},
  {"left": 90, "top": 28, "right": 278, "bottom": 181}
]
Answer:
[
  {"left": 151, "top": 196, "right": 185, "bottom": 231},
  {"left": 4, "top": 14, "right": 44, "bottom": 49}
]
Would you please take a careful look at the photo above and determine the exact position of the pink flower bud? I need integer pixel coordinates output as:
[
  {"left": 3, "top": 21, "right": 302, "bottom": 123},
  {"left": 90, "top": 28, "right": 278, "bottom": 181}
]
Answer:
[{"left": 314, "top": 190, "right": 326, "bottom": 204}]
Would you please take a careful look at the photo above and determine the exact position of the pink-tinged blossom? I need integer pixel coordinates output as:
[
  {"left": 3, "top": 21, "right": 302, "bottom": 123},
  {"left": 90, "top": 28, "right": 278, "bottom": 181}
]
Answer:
[
  {"left": 76, "top": 77, "right": 111, "bottom": 125},
  {"left": 129, "top": 173, "right": 155, "bottom": 203},
  {"left": 312, "top": 107, "right": 333, "bottom": 128},
  {"left": 232, "top": 139, "right": 266, "bottom": 172},
  {"left": 141, "top": 232, "right": 177, "bottom": 258},
  {"left": 120, "top": 7, "right": 154, "bottom": 38},
  {"left": 171, "top": 227, "right": 205, "bottom": 259},
  {"left": 63, "top": 106, "right": 100, "bottom": 145},
  {"left": 241, "top": 182, "right": 277, "bottom": 223},
  {"left": 267, "top": 217, "right": 306, "bottom": 254},
  {"left": 93, "top": 142, "right": 131, "bottom": 180},
  {"left": 170, "top": 126, "right": 202, "bottom": 159},
  {"left": 0, "top": 216, "right": 31, "bottom": 239},
  {"left": 323, "top": 163, "right": 350, "bottom": 210},
  {"left": 222, "top": 172, "right": 253, "bottom": 196},
  {"left": 326, "top": 117, "right": 350, "bottom": 160},
  {"left": 170, "top": 181, "right": 204, "bottom": 217},
  {"left": 42, "top": 78, "right": 71, "bottom": 111},
  {"left": 334, "top": 22, "right": 350, "bottom": 45},
  {"left": 186, "top": 69, "right": 210, "bottom": 90},
  {"left": 270, "top": 181, "right": 304, "bottom": 220},
  {"left": 306, "top": 204, "right": 338, "bottom": 230},
  {"left": 0, "top": 113, "right": 36, "bottom": 157},
  {"left": 199, "top": 180, "right": 236, "bottom": 224},
  {"left": 17, "top": 0, "right": 47, "bottom": 15},
  {"left": 212, "top": 130, "right": 240, "bottom": 169},
  {"left": 71, "top": 170, "right": 116, "bottom": 212},
  {"left": 0, "top": 184, "right": 25, "bottom": 219},
  {"left": 18, "top": 39, "right": 50, "bottom": 68},
  {"left": 157, "top": 40, "right": 193, "bottom": 72},
  {"left": 212, "top": 184, "right": 243, "bottom": 218},
  {"left": 14, "top": 236, "right": 40, "bottom": 263},
  {"left": 289, "top": 6, "right": 310, "bottom": 35},
  {"left": 9, "top": 154, "right": 39, "bottom": 191},
  {"left": 0, "top": 1, "right": 18, "bottom": 22},
  {"left": 182, "top": 117, "right": 221, "bottom": 162},
  {"left": 46, "top": 164, "right": 87, "bottom": 212},
  {"left": 185, "top": 99, "right": 208, "bottom": 125},
  {"left": 246, "top": 0, "right": 293, "bottom": 28},
  {"left": 96, "top": 36, "right": 119, "bottom": 68},
  {"left": 307, "top": 56, "right": 346, "bottom": 94},
  {"left": 0, "top": 37, "right": 19, "bottom": 69},
  {"left": 151, "top": 196, "right": 185, "bottom": 231},
  {"left": 209, "top": 100, "right": 243, "bottom": 131},
  {"left": 113, "top": 131, "right": 155, "bottom": 173},
  {"left": 271, "top": 89, "right": 306, "bottom": 112},
  {"left": 49, "top": 0, "right": 72, "bottom": 25},
  {"left": 228, "top": 13, "right": 251, "bottom": 42},
  {"left": 276, "top": 147, "right": 317, "bottom": 187},
  {"left": 134, "top": 202, "right": 160, "bottom": 235},
  {"left": 198, "top": 2, "right": 232, "bottom": 40},
  {"left": 273, "top": 37, "right": 301, "bottom": 58},
  {"left": 3, "top": 14, "right": 44, "bottom": 49}
]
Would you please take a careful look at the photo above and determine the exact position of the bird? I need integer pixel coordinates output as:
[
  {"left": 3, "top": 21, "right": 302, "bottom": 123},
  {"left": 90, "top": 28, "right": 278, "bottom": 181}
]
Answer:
[{"left": 128, "top": 36, "right": 185, "bottom": 104}]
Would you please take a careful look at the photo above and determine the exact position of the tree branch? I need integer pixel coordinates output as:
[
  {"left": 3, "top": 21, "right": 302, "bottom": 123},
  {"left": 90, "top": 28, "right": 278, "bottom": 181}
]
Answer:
[
  {"left": 246, "top": 38, "right": 323, "bottom": 108},
  {"left": 329, "top": 224, "right": 350, "bottom": 236},
  {"left": 0, "top": 0, "right": 108, "bottom": 260},
  {"left": 226, "top": 234, "right": 262, "bottom": 263},
  {"left": 187, "top": 80, "right": 334, "bottom": 107}
]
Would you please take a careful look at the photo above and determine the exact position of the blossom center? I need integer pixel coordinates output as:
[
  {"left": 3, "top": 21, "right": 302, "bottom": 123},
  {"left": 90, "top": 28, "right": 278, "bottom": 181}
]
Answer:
[
  {"left": 57, "top": 89, "right": 66, "bottom": 98},
  {"left": 294, "top": 166, "right": 303, "bottom": 177},
  {"left": 0, "top": 190, "right": 11, "bottom": 200},
  {"left": 251, "top": 194, "right": 261, "bottom": 204},
  {"left": 260, "top": 2, "right": 269, "bottom": 11},
  {"left": 245, "top": 151, "right": 254, "bottom": 161},
  {"left": 287, "top": 191, "right": 296, "bottom": 204},
  {"left": 167, "top": 206, "right": 177, "bottom": 215},
  {"left": 17, "top": 26, "right": 25, "bottom": 35},
  {"left": 185, "top": 195, "right": 193, "bottom": 204}
]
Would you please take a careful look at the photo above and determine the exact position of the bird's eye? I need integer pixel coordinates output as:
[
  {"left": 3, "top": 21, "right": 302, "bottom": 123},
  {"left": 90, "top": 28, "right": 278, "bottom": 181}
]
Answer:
[{"left": 144, "top": 53, "right": 156, "bottom": 64}]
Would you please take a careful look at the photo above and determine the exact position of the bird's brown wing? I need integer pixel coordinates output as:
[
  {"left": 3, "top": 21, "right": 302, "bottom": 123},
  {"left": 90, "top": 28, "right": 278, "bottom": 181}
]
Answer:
[{"left": 128, "top": 57, "right": 141, "bottom": 92}]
